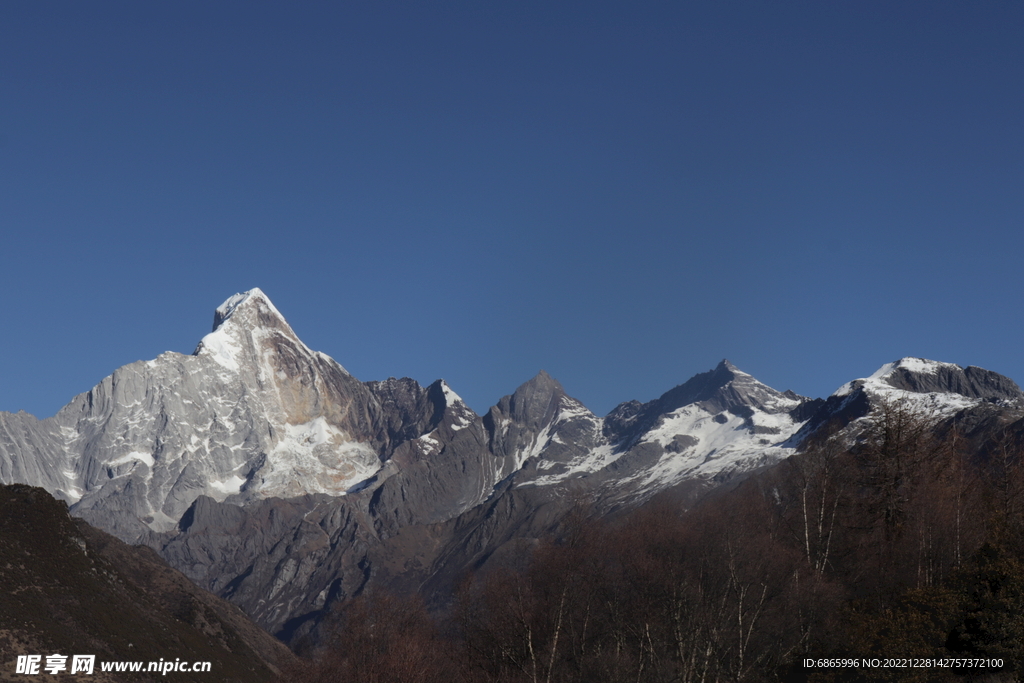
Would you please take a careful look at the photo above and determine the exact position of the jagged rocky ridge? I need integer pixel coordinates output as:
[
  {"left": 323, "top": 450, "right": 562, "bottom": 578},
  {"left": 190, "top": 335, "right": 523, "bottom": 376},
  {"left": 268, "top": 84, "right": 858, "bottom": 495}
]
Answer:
[{"left": 2, "top": 289, "right": 1022, "bottom": 645}]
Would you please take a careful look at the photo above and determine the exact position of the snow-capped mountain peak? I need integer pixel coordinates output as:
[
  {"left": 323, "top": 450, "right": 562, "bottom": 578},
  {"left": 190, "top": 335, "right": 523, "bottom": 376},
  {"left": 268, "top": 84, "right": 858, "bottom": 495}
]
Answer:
[
  {"left": 649, "top": 359, "right": 804, "bottom": 419},
  {"left": 0, "top": 289, "right": 388, "bottom": 538},
  {"left": 194, "top": 288, "right": 326, "bottom": 375},
  {"left": 787, "top": 357, "right": 1024, "bottom": 448},
  {"left": 834, "top": 357, "right": 954, "bottom": 396},
  {"left": 833, "top": 357, "right": 1021, "bottom": 403},
  {"left": 210, "top": 287, "right": 292, "bottom": 334}
]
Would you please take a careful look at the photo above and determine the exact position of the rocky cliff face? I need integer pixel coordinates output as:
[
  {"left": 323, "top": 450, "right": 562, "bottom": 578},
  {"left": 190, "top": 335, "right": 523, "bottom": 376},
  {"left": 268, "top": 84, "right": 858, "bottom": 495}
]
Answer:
[{"left": 4, "top": 291, "right": 1022, "bottom": 646}]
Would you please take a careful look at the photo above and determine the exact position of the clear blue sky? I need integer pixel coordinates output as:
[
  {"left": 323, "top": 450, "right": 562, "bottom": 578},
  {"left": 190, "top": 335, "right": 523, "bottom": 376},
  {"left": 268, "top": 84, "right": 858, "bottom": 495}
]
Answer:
[{"left": 2, "top": 1, "right": 1022, "bottom": 419}]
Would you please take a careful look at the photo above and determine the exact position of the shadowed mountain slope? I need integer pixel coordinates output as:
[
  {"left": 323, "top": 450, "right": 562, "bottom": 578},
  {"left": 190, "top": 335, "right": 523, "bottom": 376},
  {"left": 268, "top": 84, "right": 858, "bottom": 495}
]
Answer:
[{"left": 0, "top": 484, "right": 295, "bottom": 682}]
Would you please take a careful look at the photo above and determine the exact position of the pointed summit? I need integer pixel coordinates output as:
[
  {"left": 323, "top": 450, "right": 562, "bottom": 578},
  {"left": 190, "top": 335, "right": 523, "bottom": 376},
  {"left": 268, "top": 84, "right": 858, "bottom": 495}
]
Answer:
[
  {"left": 211, "top": 288, "right": 291, "bottom": 334},
  {"left": 193, "top": 288, "right": 308, "bottom": 373},
  {"left": 656, "top": 360, "right": 743, "bottom": 413},
  {"left": 492, "top": 371, "right": 567, "bottom": 431},
  {"left": 646, "top": 360, "right": 805, "bottom": 419}
]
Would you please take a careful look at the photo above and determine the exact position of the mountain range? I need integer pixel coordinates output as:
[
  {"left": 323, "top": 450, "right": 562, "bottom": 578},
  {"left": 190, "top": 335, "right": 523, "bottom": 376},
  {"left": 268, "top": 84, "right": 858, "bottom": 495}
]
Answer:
[{"left": 3, "top": 288, "right": 1021, "bottom": 646}]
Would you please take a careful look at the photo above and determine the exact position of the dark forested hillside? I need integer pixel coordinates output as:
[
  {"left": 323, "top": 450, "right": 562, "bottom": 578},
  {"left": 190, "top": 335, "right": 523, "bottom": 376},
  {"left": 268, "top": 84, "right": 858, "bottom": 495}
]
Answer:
[{"left": 0, "top": 485, "right": 296, "bottom": 682}]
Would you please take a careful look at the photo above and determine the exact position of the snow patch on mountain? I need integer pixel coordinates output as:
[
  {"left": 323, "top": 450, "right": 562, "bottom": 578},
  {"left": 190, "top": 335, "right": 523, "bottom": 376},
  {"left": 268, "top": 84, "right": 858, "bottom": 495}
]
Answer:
[
  {"left": 255, "top": 417, "right": 381, "bottom": 498},
  {"left": 530, "top": 443, "right": 618, "bottom": 484},
  {"left": 108, "top": 451, "right": 156, "bottom": 468},
  {"left": 418, "top": 432, "right": 442, "bottom": 455},
  {"left": 209, "top": 473, "right": 248, "bottom": 496},
  {"left": 440, "top": 380, "right": 463, "bottom": 407},
  {"left": 630, "top": 405, "right": 799, "bottom": 489},
  {"left": 196, "top": 328, "right": 244, "bottom": 372},
  {"left": 554, "top": 396, "right": 592, "bottom": 421},
  {"left": 521, "top": 424, "right": 554, "bottom": 470}
]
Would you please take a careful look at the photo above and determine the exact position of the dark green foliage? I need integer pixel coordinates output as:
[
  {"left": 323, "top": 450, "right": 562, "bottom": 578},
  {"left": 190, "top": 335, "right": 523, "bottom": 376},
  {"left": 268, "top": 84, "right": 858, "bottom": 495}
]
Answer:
[{"left": 947, "top": 544, "right": 1024, "bottom": 668}]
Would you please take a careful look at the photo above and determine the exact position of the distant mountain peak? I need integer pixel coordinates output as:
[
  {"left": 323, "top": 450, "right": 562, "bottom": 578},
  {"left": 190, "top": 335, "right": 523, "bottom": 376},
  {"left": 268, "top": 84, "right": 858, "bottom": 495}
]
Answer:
[
  {"left": 872, "top": 357, "right": 959, "bottom": 380},
  {"left": 516, "top": 370, "right": 566, "bottom": 401},
  {"left": 717, "top": 359, "right": 741, "bottom": 372},
  {"left": 653, "top": 360, "right": 790, "bottom": 416},
  {"left": 211, "top": 288, "right": 288, "bottom": 332},
  {"left": 490, "top": 371, "right": 568, "bottom": 430},
  {"left": 833, "top": 357, "right": 1022, "bottom": 402},
  {"left": 193, "top": 288, "right": 308, "bottom": 373}
]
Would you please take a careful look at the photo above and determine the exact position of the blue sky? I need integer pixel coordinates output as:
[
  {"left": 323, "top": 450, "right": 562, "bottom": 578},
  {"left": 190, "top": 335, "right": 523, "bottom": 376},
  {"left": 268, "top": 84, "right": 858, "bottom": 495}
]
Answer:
[{"left": 2, "top": 1, "right": 1022, "bottom": 418}]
